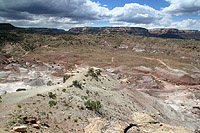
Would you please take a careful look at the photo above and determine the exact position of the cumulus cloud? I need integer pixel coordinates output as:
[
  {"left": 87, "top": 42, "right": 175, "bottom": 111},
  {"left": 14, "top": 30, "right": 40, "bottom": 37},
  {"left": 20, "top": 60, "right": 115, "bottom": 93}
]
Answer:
[
  {"left": 163, "top": 0, "right": 200, "bottom": 15},
  {"left": 170, "top": 19, "right": 200, "bottom": 29},
  {"left": 109, "top": 3, "right": 172, "bottom": 29},
  {"left": 110, "top": 3, "right": 163, "bottom": 24}
]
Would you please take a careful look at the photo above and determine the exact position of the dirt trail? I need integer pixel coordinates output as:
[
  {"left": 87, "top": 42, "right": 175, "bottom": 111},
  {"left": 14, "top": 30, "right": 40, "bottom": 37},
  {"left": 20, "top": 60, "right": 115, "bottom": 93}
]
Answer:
[{"left": 139, "top": 56, "right": 172, "bottom": 69}]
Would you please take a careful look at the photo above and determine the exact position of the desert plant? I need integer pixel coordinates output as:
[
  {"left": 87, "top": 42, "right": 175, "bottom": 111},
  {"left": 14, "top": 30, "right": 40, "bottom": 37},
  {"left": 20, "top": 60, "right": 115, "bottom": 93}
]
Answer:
[
  {"left": 47, "top": 80, "right": 53, "bottom": 86},
  {"left": 62, "top": 88, "right": 67, "bottom": 92},
  {"left": 84, "top": 100, "right": 102, "bottom": 114},
  {"left": 37, "top": 94, "right": 45, "bottom": 97},
  {"left": 86, "top": 90, "right": 90, "bottom": 94},
  {"left": 74, "top": 119, "right": 78, "bottom": 122},
  {"left": 68, "top": 115, "right": 71, "bottom": 119},
  {"left": 72, "top": 80, "right": 82, "bottom": 89},
  {"left": 63, "top": 75, "right": 71, "bottom": 83},
  {"left": 8, "top": 120, "right": 16, "bottom": 126},
  {"left": 49, "top": 100, "right": 57, "bottom": 107},
  {"left": 48, "top": 92, "right": 56, "bottom": 99},
  {"left": 17, "top": 104, "right": 22, "bottom": 108},
  {"left": 88, "top": 67, "right": 95, "bottom": 74},
  {"left": 87, "top": 67, "right": 101, "bottom": 81}
]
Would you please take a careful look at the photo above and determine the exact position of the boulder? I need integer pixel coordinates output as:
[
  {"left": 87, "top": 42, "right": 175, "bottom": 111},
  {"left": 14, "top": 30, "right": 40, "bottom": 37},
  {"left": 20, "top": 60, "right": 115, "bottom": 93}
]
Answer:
[
  {"left": 23, "top": 116, "right": 37, "bottom": 124},
  {"left": 26, "top": 78, "right": 45, "bottom": 86},
  {"left": 13, "top": 125, "right": 27, "bottom": 132},
  {"left": 16, "top": 88, "right": 26, "bottom": 92},
  {"left": 33, "top": 124, "right": 40, "bottom": 129}
]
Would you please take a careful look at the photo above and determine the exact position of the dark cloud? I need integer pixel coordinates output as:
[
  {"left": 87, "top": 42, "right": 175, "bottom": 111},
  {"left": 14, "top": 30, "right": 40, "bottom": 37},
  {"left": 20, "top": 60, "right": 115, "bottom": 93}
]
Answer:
[
  {"left": 0, "top": 10, "right": 33, "bottom": 20},
  {"left": 163, "top": 0, "right": 200, "bottom": 15},
  {"left": 0, "top": 0, "right": 108, "bottom": 21}
]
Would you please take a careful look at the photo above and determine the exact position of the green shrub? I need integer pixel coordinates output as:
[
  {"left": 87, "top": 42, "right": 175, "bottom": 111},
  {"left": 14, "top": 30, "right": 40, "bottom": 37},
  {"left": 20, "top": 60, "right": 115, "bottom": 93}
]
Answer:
[
  {"left": 37, "top": 94, "right": 45, "bottom": 97},
  {"left": 63, "top": 75, "right": 71, "bottom": 83},
  {"left": 88, "top": 67, "right": 95, "bottom": 75},
  {"left": 47, "top": 80, "right": 53, "bottom": 86},
  {"left": 49, "top": 100, "right": 57, "bottom": 107},
  {"left": 17, "top": 104, "right": 22, "bottom": 108},
  {"left": 80, "top": 106, "right": 85, "bottom": 110},
  {"left": 74, "top": 119, "right": 78, "bottom": 122},
  {"left": 84, "top": 100, "right": 102, "bottom": 114},
  {"left": 72, "top": 80, "right": 82, "bottom": 89},
  {"left": 48, "top": 92, "right": 56, "bottom": 99},
  {"left": 87, "top": 68, "right": 101, "bottom": 81},
  {"left": 62, "top": 88, "right": 66, "bottom": 92},
  {"left": 86, "top": 90, "right": 90, "bottom": 94},
  {"left": 8, "top": 120, "right": 16, "bottom": 126}
]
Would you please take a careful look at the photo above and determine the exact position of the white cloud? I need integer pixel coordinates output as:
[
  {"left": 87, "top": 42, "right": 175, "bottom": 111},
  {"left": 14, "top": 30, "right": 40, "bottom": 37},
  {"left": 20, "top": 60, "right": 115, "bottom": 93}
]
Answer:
[
  {"left": 0, "top": 15, "right": 92, "bottom": 30},
  {"left": 108, "top": 3, "right": 172, "bottom": 29},
  {"left": 110, "top": 18, "right": 200, "bottom": 30},
  {"left": 110, "top": 3, "right": 166, "bottom": 24},
  {"left": 163, "top": 0, "right": 200, "bottom": 15},
  {"left": 170, "top": 19, "right": 200, "bottom": 29}
]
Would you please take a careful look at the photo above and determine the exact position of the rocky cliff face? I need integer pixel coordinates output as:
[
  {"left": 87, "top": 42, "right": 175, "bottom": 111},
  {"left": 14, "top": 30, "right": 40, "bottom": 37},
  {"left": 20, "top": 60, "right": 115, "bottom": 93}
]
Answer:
[
  {"left": 149, "top": 28, "right": 180, "bottom": 35},
  {"left": 68, "top": 27, "right": 150, "bottom": 36},
  {"left": 149, "top": 28, "right": 200, "bottom": 40}
]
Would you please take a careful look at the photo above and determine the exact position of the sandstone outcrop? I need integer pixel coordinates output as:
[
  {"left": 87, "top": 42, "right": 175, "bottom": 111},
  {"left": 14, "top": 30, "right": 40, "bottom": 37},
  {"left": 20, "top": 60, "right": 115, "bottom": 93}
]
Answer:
[{"left": 84, "top": 112, "right": 193, "bottom": 133}]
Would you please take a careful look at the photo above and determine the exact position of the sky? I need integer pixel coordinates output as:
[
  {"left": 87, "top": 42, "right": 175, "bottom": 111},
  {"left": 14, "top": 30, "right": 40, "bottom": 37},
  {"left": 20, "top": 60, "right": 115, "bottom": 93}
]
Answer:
[{"left": 0, "top": 0, "right": 200, "bottom": 30}]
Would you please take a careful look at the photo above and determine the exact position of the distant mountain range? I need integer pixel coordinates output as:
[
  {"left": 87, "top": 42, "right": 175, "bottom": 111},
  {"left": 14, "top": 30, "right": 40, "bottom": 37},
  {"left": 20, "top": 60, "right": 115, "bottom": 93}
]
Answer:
[{"left": 1, "top": 23, "right": 200, "bottom": 40}]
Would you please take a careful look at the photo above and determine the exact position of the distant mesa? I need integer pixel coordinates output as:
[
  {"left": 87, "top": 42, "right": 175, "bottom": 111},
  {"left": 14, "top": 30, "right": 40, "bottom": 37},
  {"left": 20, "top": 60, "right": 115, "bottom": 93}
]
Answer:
[
  {"left": 0, "top": 23, "right": 66, "bottom": 33},
  {"left": 68, "top": 27, "right": 150, "bottom": 36},
  {"left": 149, "top": 28, "right": 200, "bottom": 40},
  {"left": 69, "top": 27, "right": 200, "bottom": 40},
  {"left": 0, "top": 23, "right": 200, "bottom": 40},
  {"left": 0, "top": 23, "right": 17, "bottom": 30}
]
